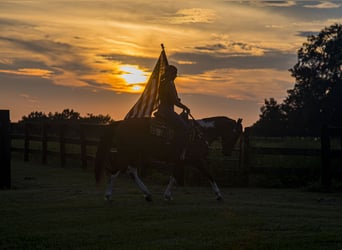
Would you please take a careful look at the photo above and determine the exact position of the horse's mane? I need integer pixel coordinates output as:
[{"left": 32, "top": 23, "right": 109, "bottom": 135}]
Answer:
[
  {"left": 115, "top": 116, "right": 239, "bottom": 124},
  {"left": 200, "top": 116, "right": 236, "bottom": 123}
]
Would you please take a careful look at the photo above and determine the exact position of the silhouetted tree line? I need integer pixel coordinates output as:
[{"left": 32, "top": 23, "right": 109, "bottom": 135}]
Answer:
[
  {"left": 253, "top": 23, "right": 342, "bottom": 136},
  {"left": 19, "top": 109, "right": 114, "bottom": 125}
]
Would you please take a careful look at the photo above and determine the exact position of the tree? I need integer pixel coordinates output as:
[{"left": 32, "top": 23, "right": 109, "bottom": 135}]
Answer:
[
  {"left": 253, "top": 98, "right": 286, "bottom": 135},
  {"left": 19, "top": 109, "right": 114, "bottom": 124},
  {"left": 286, "top": 23, "right": 342, "bottom": 131},
  {"left": 48, "top": 109, "right": 81, "bottom": 121},
  {"left": 82, "top": 113, "right": 114, "bottom": 124},
  {"left": 21, "top": 111, "right": 48, "bottom": 122}
]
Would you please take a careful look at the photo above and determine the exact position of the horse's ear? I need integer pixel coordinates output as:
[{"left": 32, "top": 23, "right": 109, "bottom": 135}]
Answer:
[{"left": 237, "top": 118, "right": 243, "bottom": 124}]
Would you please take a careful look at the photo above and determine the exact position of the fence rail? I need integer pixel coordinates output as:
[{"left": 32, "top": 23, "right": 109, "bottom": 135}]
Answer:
[
  {"left": 1, "top": 110, "right": 11, "bottom": 189},
  {"left": 321, "top": 125, "right": 342, "bottom": 190},
  {"left": 243, "top": 126, "right": 342, "bottom": 189},
  {"left": 10, "top": 122, "right": 108, "bottom": 168},
  {"left": 9, "top": 121, "right": 342, "bottom": 188}
]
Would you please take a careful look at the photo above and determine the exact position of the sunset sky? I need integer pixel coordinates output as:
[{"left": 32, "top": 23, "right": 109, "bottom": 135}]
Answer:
[{"left": 1, "top": 1, "right": 341, "bottom": 126}]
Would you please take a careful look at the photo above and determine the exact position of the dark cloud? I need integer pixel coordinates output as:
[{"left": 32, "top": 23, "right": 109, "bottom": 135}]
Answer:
[
  {"left": 296, "top": 31, "right": 319, "bottom": 37},
  {"left": 235, "top": 1, "right": 342, "bottom": 21},
  {"left": 170, "top": 50, "right": 296, "bottom": 75},
  {"left": 0, "top": 36, "right": 94, "bottom": 74},
  {"left": 293, "top": 2, "right": 341, "bottom": 19},
  {"left": 100, "top": 54, "right": 157, "bottom": 70},
  {"left": 101, "top": 48, "right": 296, "bottom": 76},
  {"left": 194, "top": 43, "right": 227, "bottom": 51},
  {"left": 193, "top": 42, "right": 257, "bottom": 53},
  {"left": 0, "top": 36, "right": 72, "bottom": 55},
  {"left": 83, "top": 79, "right": 114, "bottom": 89},
  {"left": 0, "top": 59, "right": 51, "bottom": 71},
  {"left": 263, "top": 1, "right": 289, "bottom": 4},
  {"left": 0, "top": 17, "right": 34, "bottom": 28},
  {"left": 0, "top": 73, "right": 138, "bottom": 122}
]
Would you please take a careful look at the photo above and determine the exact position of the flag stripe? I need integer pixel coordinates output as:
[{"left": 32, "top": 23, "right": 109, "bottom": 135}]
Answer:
[{"left": 124, "top": 49, "right": 168, "bottom": 119}]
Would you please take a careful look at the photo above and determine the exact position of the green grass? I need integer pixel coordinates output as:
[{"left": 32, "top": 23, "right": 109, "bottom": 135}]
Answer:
[
  {"left": 1, "top": 160, "right": 342, "bottom": 249},
  {"left": 245, "top": 136, "right": 342, "bottom": 187},
  {"left": 250, "top": 136, "right": 323, "bottom": 149},
  {"left": 250, "top": 136, "right": 341, "bottom": 150}
]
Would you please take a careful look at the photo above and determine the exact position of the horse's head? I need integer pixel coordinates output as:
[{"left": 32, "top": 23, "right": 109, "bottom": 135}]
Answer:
[{"left": 198, "top": 117, "right": 243, "bottom": 156}]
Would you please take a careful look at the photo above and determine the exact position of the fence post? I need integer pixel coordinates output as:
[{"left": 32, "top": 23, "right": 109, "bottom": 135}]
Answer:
[
  {"left": 242, "top": 127, "right": 251, "bottom": 185},
  {"left": 41, "top": 122, "right": 48, "bottom": 165},
  {"left": 0, "top": 110, "right": 11, "bottom": 189},
  {"left": 59, "top": 123, "right": 66, "bottom": 167},
  {"left": 24, "top": 122, "right": 30, "bottom": 161},
  {"left": 80, "top": 124, "right": 87, "bottom": 169},
  {"left": 321, "top": 125, "right": 331, "bottom": 191}
]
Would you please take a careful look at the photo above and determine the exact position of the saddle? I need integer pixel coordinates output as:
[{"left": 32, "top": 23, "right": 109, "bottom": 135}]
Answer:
[
  {"left": 150, "top": 111, "right": 199, "bottom": 146},
  {"left": 150, "top": 112, "right": 174, "bottom": 143}
]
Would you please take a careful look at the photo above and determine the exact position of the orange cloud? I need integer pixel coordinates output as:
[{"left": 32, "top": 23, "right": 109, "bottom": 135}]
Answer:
[{"left": 0, "top": 68, "right": 54, "bottom": 78}]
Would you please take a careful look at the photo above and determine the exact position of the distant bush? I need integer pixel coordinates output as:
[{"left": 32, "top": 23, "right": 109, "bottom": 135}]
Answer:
[{"left": 19, "top": 109, "right": 114, "bottom": 124}]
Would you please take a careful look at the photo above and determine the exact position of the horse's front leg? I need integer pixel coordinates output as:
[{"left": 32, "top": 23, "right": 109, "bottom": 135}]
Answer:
[
  {"left": 104, "top": 170, "right": 120, "bottom": 201},
  {"left": 209, "top": 180, "right": 223, "bottom": 201},
  {"left": 163, "top": 175, "right": 177, "bottom": 201},
  {"left": 127, "top": 166, "right": 152, "bottom": 202}
]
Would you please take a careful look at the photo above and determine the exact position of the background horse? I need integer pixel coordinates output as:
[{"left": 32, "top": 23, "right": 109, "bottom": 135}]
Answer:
[{"left": 94, "top": 116, "right": 243, "bottom": 201}]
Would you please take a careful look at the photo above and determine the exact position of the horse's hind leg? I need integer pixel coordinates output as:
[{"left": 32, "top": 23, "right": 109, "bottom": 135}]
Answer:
[
  {"left": 196, "top": 159, "right": 223, "bottom": 201},
  {"left": 127, "top": 166, "right": 152, "bottom": 202},
  {"left": 104, "top": 170, "right": 120, "bottom": 201}
]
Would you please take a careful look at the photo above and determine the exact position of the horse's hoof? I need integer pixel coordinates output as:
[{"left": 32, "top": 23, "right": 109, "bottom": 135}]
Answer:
[
  {"left": 164, "top": 194, "right": 173, "bottom": 201},
  {"left": 216, "top": 195, "right": 223, "bottom": 201},
  {"left": 104, "top": 194, "right": 112, "bottom": 202},
  {"left": 145, "top": 195, "right": 153, "bottom": 202}
]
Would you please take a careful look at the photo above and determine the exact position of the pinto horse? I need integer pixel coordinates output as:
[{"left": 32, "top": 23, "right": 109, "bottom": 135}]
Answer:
[{"left": 94, "top": 115, "right": 243, "bottom": 201}]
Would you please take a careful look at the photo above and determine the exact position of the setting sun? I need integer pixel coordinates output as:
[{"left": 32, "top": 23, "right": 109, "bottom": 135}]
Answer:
[
  {"left": 2, "top": 0, "right": 340, "bottom": 126},
  {"left": 130, "top": 84, "right": 143, "bottom": 92},
  {"left": 120, "top": 65, "right": 148, "bottom": 86}
]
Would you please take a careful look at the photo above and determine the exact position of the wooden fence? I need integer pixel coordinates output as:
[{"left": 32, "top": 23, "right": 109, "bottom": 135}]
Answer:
[
  {"left": 9, "top": 121, "right": 342, "bottom": 188},
  {"left": 10, "top": 122, "right": 108, "bottom": 169},
  {"left": 0, "top": 110, "right": 11, "bottom": 189},
  {"left": 243, "top": 126, "right": 342, "bottom": 189},
  {"left": 321, "top": 125, "right": 342, "bottom": 190},
  {"left": 9, "top": 121, "right": 243, "bottom": 185}
]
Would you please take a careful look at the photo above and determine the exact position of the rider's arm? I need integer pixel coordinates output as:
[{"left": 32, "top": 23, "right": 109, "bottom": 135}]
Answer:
[
  {"left": 169, "top": 80, "right": 190, "bottom": 113},
  {"left": 174, "top": 97, "right": 190, "bottom": 113},
  {"left": 168, "top": 81, "right": 190, "bottom": 113}
]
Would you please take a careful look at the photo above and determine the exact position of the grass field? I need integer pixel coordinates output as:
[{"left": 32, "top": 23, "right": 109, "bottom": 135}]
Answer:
[{"left": 1, "top": 160, "right": 342, "bottom": 250}]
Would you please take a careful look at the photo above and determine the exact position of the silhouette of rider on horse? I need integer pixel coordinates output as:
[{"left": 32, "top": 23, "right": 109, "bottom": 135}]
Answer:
[{"left": 155, "top": 65, "right": 190, "bottom": 160}]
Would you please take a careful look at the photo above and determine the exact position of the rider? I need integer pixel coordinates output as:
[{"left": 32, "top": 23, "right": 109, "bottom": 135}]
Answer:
[{"left": 156, "top": 65, "right": 190, "bottom": 160}]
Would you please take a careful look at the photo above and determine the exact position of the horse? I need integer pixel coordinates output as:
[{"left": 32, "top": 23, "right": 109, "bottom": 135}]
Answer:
[{"left": 94, "top": 115, "right": 243, "bottom": 202}]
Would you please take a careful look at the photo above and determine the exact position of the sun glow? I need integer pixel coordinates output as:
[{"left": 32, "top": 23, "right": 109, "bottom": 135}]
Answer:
[
  {"left": 120, "top": 65, "right": 148, "bottom": 85},
  {"left": 130, "top": 84, "right": 143, "bottom": 92}
]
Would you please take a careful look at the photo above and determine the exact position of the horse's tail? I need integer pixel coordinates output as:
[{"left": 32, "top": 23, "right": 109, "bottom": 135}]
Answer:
[{"left": 94, "top": 123, "right": 117, "bottom": 184}]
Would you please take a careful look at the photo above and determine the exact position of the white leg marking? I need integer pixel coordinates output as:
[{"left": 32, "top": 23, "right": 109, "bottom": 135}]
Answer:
[
  {"left": 198, "top": 120, "right": 215, "bottom": 128},
  {"left": 127, "top": 166, "right": 152, "bottom": 200},
  {"left": 104, "top": 171, "right": 120, "bottom": 201},
  {"left": 210, "top": 181, "right": 223, "bottom": 201},
  {"left": 163, "top": 176, "right": 176, "bottom": 201}
]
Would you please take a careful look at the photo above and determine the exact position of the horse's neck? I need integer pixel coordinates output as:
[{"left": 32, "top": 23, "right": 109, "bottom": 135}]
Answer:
[{"left": 195, "top": 117, "right": 234, "bottom": 144}]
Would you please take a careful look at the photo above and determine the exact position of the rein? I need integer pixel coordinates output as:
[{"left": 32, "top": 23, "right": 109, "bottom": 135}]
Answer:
[{"left": 187, "top": 112, "right": 207, "bottom": 144}]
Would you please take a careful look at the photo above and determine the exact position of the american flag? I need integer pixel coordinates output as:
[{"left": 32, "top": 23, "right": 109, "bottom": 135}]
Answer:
[{"left": 124, "top": 46, "right": 169, "bottom": 119}]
